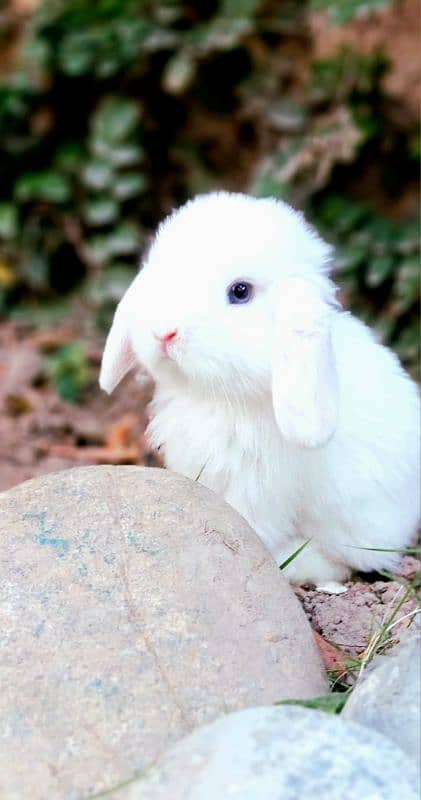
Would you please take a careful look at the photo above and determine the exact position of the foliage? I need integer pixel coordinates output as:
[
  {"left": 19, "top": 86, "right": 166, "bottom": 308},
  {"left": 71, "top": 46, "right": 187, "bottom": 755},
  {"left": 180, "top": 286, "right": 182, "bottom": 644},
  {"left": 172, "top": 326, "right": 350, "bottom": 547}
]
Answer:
[
  {"left": 253, "top": 45, "right": 420, "bottom": 374},
  {"left": 46, "top": 341, "right": 91, "bottom": 402},
  {"left": 0, "top": 0, "right": 418, "bottom": 372},
  {"left": 316, "top": 196, "right": 419, "bottom": 367},
  {"left": 311, "top": 0, "right": 390, "bottom": 24}
]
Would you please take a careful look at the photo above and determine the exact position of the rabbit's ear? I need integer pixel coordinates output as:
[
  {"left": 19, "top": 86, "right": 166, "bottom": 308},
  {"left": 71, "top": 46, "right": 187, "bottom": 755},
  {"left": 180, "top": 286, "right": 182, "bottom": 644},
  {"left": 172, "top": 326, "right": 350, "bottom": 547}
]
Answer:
[
  {"left": 271, "top": 277, "right": 338, "bottom": 448},
  {"left": 99, "top": 278, "right": 139, "bottom": 394}
]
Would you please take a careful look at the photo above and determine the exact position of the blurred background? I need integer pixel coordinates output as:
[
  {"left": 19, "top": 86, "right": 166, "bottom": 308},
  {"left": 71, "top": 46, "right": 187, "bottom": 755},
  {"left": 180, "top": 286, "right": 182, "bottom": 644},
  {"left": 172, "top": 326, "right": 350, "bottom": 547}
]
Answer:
[{"left": 0, "top": 0, "right": 419, "bottom": 489}]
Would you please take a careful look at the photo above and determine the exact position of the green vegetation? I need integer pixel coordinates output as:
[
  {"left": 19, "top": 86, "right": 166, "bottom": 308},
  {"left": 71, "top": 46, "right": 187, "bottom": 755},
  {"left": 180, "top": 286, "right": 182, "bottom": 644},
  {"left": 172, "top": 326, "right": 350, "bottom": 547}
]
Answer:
[
  {"left": 0, "top": 0, "right": 419, "bottom": 372},
  {"left": 279, "top": 538, "right": 312, "bottom": 571},
  {"left": 311, "top": 0, "right": 390, "bottom": 24},
  {"left": 46, "top": 341, "right": 91, "bottom": 402},
  {"left": 276, "top": 693, "right": 349, "bottom": 714}
]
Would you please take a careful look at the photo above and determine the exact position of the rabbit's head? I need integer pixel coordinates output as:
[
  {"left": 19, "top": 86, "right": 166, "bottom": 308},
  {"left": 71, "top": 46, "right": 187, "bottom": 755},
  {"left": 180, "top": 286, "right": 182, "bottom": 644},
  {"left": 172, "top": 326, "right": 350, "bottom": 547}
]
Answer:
[{"left": 100, "top": 192, "right": 339, "bottom": 447}]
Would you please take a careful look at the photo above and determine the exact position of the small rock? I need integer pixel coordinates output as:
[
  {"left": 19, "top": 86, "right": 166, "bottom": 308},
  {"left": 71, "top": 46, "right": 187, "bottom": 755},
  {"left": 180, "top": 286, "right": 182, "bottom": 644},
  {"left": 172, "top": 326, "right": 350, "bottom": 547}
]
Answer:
[
  {"left": 398, "top": 555, "right": 421, "bottom": 579},
  {"left": 315, "top": 581, "right": 348, "bottom": 594},
  {"left": 343, "top": 631, "right": 421, "bottom": 766},
  {"left": 0, "top": 466, "right": 326, "bottom": 799},
  {"left": 125, "top": 705, "right": 419, "bottom": 800}
]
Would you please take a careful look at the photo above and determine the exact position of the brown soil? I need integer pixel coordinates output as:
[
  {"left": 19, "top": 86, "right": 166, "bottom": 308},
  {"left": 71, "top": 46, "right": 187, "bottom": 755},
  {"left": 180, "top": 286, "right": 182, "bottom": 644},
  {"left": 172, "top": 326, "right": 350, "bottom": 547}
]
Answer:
[
  {"left": 0, "top": 321, "right": 159, "bottom": 492},
  {"left": 295, "top": 560, "right": 419, "bottom": 663},
  {"left": 310, "top": 0, "right": 421, "bottom": 121}
]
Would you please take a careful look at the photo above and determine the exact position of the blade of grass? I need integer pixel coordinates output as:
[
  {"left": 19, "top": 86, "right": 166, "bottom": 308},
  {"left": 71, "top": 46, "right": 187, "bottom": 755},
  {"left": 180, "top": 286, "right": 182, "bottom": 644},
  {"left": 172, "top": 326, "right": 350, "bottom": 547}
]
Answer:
[
  {"left": 194, "top": 461, "right": 207, "bottom": 481},
  {"left": 377, "top": 569, "right": 419, "bottom": 591},
  {"left": 345, "top": 545, "right": 421, "bottom": 555},
  {"left": 279, "top": 538, "right": 312, "bottom": 570},
  {"left": 356, "top": 583, "right": 416, "bottom": 680},
  {"left": 275, "top": 692, "right": 350, "bottom": 714},
  {"left": 386, "top": 607, "right": 420, "bottom": 633}
]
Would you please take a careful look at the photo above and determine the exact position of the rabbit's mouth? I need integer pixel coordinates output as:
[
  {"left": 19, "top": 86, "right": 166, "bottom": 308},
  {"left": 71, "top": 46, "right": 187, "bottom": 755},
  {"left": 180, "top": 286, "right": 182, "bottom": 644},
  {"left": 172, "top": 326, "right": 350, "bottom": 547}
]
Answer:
[
  {"left": 153, "top": 336, "right": 179, "bottom": 366},
  {"left": 156, "top": 341, "right": 183, "bottom": 375},
  {"left": 159, "top": 343, "right": 178, "bottom": 364}
]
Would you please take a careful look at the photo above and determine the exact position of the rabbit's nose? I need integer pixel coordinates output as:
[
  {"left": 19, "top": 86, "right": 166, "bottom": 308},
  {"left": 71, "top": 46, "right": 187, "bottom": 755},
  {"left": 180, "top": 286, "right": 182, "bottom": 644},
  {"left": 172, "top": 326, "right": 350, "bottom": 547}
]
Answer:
[{"left": 154, "top": 329, "right": 178, "bottom": 352}]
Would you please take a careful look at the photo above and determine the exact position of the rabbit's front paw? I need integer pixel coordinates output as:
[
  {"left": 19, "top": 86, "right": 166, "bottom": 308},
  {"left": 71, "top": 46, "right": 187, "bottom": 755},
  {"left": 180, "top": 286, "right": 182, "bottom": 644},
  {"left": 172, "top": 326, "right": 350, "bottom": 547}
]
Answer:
[{"left": 278, "top": 539, "right": 350, "bottom": 586}]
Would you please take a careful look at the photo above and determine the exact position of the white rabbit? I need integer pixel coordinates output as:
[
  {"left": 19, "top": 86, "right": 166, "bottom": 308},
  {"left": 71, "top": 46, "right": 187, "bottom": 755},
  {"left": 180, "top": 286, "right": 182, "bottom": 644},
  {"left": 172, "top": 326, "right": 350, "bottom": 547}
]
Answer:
[{"left": 100, "top": 192, "right": 420, "bottom": 584}]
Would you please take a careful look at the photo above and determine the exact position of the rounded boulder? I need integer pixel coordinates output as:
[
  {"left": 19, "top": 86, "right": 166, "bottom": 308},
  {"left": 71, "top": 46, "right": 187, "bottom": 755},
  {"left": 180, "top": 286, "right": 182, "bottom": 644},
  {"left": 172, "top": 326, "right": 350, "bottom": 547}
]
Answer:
[
  {"left": 126, "top": 705, "right": 419, "bottom": 800},
  {"left": 0, "top": 465, "right": 326, "bottom": 799}
]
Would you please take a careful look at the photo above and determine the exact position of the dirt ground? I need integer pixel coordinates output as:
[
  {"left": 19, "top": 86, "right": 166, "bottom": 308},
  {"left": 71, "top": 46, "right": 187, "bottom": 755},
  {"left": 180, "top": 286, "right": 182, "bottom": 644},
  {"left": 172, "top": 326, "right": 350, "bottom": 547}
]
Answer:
[
  {"left": 1, "top": 319, "right": 419, "bottom": 682},
  {"left": 0, "top": 319, "right": 159, "bottom": 490}
]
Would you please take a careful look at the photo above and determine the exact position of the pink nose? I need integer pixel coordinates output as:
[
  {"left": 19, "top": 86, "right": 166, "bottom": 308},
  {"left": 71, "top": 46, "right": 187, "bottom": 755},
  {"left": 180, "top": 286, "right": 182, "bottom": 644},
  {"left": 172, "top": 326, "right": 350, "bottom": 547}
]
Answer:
[
  {"left": 154, "top": 329, "right": 178, "bottom": 349},
  {"left": 161, "top": 330, "right": 177, "bottom": 343}
]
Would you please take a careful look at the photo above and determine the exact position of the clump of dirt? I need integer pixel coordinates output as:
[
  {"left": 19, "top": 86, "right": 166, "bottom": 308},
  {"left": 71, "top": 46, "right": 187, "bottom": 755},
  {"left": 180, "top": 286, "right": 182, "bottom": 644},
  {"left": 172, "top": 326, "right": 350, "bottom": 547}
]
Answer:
[{"left": 295, "top": 556, "right": 420, "bottom": 661}]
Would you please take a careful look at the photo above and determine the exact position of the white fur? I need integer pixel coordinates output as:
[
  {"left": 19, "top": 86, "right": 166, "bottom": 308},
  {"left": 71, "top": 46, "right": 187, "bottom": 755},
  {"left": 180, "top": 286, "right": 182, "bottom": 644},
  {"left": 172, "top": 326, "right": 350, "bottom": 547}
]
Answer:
[{"left": 100, "top": 192, "right": 420, "bottom": 584}]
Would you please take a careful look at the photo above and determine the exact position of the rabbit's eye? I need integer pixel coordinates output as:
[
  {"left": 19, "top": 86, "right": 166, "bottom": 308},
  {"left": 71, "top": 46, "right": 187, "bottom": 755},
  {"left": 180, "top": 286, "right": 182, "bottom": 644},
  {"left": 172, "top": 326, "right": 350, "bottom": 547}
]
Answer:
[{"left": 227, "top": 281, "right": 254, "bottom": 305}]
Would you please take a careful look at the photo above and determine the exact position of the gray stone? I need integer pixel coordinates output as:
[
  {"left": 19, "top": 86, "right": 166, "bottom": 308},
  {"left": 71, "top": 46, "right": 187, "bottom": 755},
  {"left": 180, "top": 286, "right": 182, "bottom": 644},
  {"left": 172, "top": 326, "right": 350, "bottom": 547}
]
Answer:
[
  {"left": 343, "top": 630, "right": 421, "bottom": 765},
  {"left": 125, "top": 705, "right": 420, "bottom": 800},
  {"left": 0, "top": 466, "right": 326, "bottom": 800}
]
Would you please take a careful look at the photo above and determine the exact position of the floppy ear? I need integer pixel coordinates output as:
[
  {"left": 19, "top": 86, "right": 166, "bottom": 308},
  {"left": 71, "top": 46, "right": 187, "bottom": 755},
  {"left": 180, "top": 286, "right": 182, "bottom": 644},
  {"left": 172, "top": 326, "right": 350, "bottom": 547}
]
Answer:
[
  {"left": 271, "top": 277, "right": 338, "bottom": 448},
  {"left": 99, "top": 276, "right": 140, "bottom": 394}
]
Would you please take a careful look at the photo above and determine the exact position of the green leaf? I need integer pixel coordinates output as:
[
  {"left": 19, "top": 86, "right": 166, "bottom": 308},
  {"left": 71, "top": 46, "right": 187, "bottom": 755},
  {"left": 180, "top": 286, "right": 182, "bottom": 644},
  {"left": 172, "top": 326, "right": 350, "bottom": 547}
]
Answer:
[
  {"left": 372, "top": 316, "right": 395, "bottom": 342},
  {"left": 86, "top": 265, "right": 136, "bottom": 306},
  {"left": 0, "top": 203, "right": 18, "bottom": 239},
  {"left": 54, "top": 143, "right": 85, "bottom": 174},
  {"left": 15, "top": 172, "right": 71, "bottom": 204},
  {"left": 162, "top": 52, "right": 196, "bottom": 95},
  {"left": 252, "top": 174, "right": 288, "bottom": 199},
  {"left": 366, "top": 255, "right": 394, "bottom": 288},
  {"left": 395, "top": 257, "right": 420, "bottom": 311},
  {"left": 311, "top": 0, "right": 390, "bottom": 25},
  {"left": 112, "top": 173, "right": 147, "bottom": 200},
  {"left": 317, "top": 195, "right": 368, "bottom": 234},
  {"left": 108, "top": 144, "right": 145, "bottom": 167},
  {"left": 108, "top": 222, "right": 141, "bottom": 256},
  {"left": 220, "top": 0, "right": 262, "bottom": 16},
  {"left": 86, "top": 234, "right": 114, "bottom": 264},
  {"left": 346, "top": 545, "right": 421, "bottom": 554},
  {"left": 82, "top": 198, "right": 119, "bottom": 226},
  {"left": 81, "top": 159, "right": 114, "bottom": 190},
  {"left": 91, "top": 97, "right": 140, "bottom": 145},
  {"left": 336, "top": 244, "right": 366, "bottom": 271},
  {"left": 58, "top": 33, "right": 95, "bottom": 76},
  {"left": 394, "top": 326, "right": 420, "bottom": 364},
  {"left": 47, "top": 342, "right": 90, "bottom": 403},
  {"left": 275, "top": 693, "right": 349, "bottom": 714},
  {"left": 86, "top": 223, "right": 141, "bottom": 264},
  {"left": 23, "top": 38, "right": 50, "bottom": 72},
  {"left": 20, "top": 252, "right": 49, "bottom": 291}
]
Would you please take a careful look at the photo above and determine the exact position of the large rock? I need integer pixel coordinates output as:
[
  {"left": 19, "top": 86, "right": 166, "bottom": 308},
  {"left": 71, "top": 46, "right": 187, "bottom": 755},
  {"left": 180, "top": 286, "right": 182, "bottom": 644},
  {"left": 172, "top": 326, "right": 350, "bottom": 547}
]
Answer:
[
  {"left": 0, "top": 466, "right": 326, "bottom": 800},
  {"left": 125, "top": 705, "right": 419, "bottom": 800},
  {"left": 343, "top": 630, "right": 421, "bottom": 765}
]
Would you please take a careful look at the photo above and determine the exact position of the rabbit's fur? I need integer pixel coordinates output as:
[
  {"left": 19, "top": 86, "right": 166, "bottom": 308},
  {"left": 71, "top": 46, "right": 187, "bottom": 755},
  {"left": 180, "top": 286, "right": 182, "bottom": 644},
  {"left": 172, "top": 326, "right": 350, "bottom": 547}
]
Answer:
[{"left": 100, "top": 192, "right": 420, "bottom": 583}]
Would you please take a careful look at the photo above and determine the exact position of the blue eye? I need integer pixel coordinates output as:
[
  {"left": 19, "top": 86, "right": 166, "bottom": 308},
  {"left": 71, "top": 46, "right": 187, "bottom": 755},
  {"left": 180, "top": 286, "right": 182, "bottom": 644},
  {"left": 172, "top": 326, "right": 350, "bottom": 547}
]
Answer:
[{"left": 227, "top": 281, "right": 254, "bottom": 305}]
